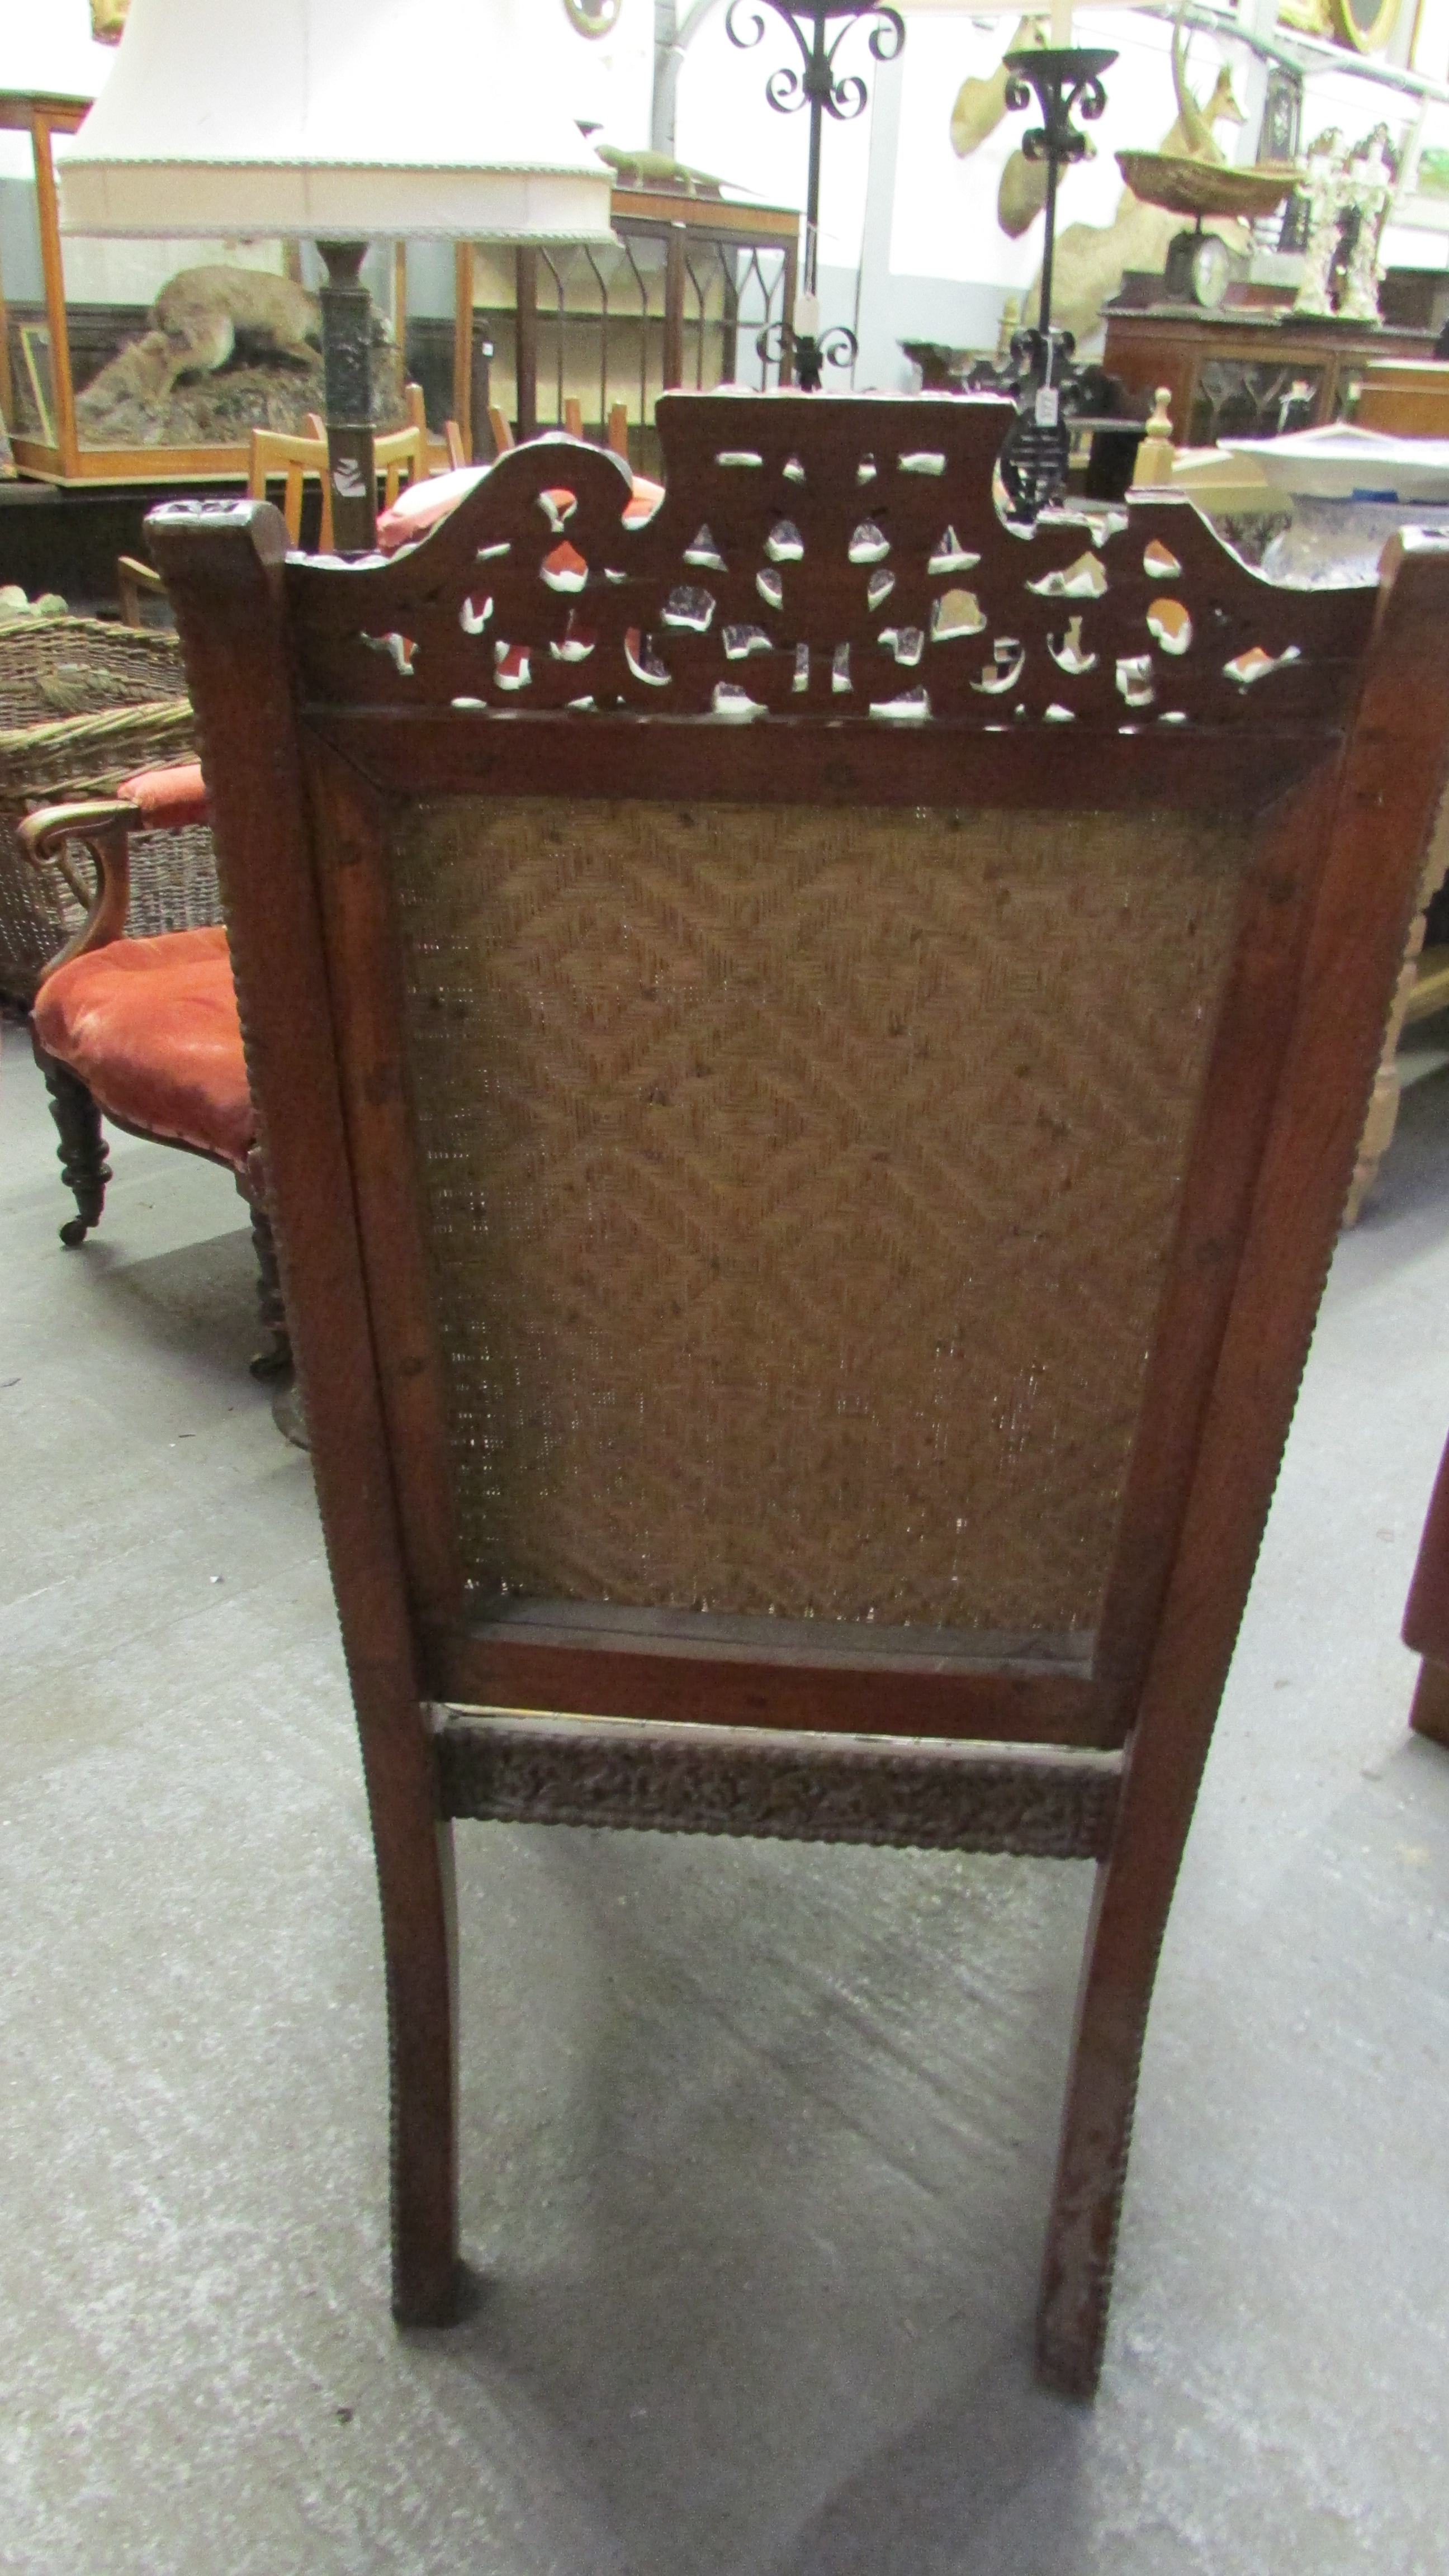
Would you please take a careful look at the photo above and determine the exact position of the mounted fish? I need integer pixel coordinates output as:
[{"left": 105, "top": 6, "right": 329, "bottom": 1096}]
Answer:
[
  {"left": 950, "top": 15, "right": 1046, "bottom": 161},
  {"left": 1023, "top": 8, "right": 1246, "bottom": 346}
]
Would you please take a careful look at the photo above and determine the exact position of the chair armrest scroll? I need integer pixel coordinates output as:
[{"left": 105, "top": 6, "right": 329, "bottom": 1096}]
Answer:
[{"left": 20, "top": 798, "right": 140, "bottom": 974}]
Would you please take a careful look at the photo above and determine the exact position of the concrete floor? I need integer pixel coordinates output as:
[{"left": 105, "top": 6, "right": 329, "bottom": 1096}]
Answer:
[{"left": 2, "top": 1013, "right": 1448, "bottom": 2576}]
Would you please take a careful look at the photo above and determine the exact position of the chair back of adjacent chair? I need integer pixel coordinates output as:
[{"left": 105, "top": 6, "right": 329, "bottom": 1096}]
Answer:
[
  {"left": 248, "top": 425, "right": 334, "bottom": 553},
  {"left": 149, "top": 392, "right": 1449, "bottom": 2394},
  {"left": 250, "top": 385, "right": 434, "bottom": 554},
  {"left": 1348, "top": 359, "right": 1449, "bottom": 435}
]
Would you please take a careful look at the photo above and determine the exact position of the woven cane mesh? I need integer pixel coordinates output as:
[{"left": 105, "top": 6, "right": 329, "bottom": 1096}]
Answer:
[{"left": 391, "top": 797, "right": 1247, "bottom": 1634}]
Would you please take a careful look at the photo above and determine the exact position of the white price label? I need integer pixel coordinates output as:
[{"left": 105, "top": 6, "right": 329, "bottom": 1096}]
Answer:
[{"left": 1034, "top": 385, "right": 1060, "bottom": 428}]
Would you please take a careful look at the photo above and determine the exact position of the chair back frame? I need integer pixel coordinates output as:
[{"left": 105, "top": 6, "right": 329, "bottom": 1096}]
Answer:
[{"left": 149, "top": 392, "right": 1449, "bottom": 2398}]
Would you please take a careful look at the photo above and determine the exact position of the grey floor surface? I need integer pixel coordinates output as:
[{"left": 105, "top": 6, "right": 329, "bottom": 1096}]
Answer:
[{"left": 2, "top": 1012, "right": 1447, "bottom": 2576}]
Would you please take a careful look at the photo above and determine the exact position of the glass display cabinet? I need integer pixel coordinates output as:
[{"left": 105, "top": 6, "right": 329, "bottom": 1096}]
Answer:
[
  {"left": 1, "top": 95, "right": 803, "bottom": 487},
  {"left": 0, "top": 90, "right": 410, "bottom": 486}
]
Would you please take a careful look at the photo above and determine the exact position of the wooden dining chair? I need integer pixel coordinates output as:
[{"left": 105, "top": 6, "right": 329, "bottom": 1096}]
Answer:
[
  {"left": 149, "top": 390, "right": 1449, "bottom": 2400},
  {"left": 249, "top": 423, "right": 335, "bottom": 553},
  {"left": 252, "top": 390, "right": 434, "bottom": 554}
]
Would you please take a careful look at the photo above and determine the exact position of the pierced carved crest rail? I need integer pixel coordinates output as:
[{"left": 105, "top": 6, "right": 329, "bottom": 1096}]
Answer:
[{"left": 279, "top": 391, "right": 1375, "bottom": 738}]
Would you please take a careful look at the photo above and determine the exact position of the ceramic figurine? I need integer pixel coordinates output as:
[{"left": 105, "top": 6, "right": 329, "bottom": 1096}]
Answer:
[
  {"left": 1294, "top": 128, "right": 1347, "bottom": 316},
  {"left": 1338, "top": 122, "right": 1396, "bottom": 323}
]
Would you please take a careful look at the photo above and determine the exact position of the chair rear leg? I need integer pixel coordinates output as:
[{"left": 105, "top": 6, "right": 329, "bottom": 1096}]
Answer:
[
  {"left": 377, "top": 1808, "right": 461, "bottom": 2325},
  {"left": 1409, "top": 1654, "right": 1449, "bottom": 1750},
  {"left": 35, "top": 1043, "right": 111, "bottom": 1246},
  {"left": 1035, "top": 1755, "right": 1191, "bottom": 2400}
]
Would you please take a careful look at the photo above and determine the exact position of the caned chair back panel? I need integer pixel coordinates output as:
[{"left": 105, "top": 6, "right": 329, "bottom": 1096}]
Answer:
[{"left": 392, "top": 792, "right": 1247, "bottom": 1645}]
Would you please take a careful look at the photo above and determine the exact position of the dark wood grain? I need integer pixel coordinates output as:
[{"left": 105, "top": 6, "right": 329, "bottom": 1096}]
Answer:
[
  {"left": 302, "top": 737, "right": 466, "bottom": 1646},
  {"left": 441, "top": 1616, "right": 1103, "bottom": 1748},
  {"left": 309, "top": 707, "right": 1341, "bottom": 813},
  {"left": 1090, "top": 755, "right": 1342, "bottom": 1729}
]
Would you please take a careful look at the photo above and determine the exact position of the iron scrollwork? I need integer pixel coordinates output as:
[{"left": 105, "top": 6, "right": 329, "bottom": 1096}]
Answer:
[
  {"left": 971, "top": 46, "right": 1119, "bottom": 527},
  {"left": 727, "top": 1, "right": 905, "bottom": 389},
  {"left": 755, "top": 314, "right": 858, "bottom": 392}
]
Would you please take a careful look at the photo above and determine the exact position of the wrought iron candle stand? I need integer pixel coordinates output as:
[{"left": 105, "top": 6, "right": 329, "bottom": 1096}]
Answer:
[
  {"left": 971, "top": 45, "right": 1117, "bottom": 524},
  {"left": 727, "top": 0, "right": 905, "bottom": 390}
]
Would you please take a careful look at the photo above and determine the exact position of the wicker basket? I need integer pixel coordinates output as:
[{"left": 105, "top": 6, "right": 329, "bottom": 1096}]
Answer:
[{"left": 0, "top": 619, "right": 221, "bottom": 1004}]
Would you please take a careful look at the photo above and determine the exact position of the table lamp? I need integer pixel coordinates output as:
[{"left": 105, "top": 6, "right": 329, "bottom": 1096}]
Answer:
[{"left": 57, "top": 0, "right": 617, "bottom": 547}]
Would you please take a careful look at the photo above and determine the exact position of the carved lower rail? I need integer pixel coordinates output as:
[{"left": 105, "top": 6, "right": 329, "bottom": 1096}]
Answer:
[{"left": 435, "top": 1708, "right": 1121, "bottom": 1855}]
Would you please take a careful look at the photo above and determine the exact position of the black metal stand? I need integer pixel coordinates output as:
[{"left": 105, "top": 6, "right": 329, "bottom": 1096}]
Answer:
[
  {"left": 969, "top": 46, "right": 1116, "bottom": 525},
  {"left": 731, "top": 0, "right": 904, "bottom": 389},
  {"left": 317, "top": 239, "right": 377, "bottom": 553}
]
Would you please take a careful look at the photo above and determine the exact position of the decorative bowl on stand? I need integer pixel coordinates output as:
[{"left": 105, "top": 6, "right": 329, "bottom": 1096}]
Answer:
[{"left": 1114, "top": 154, "right": 1299, "bottom": 223}]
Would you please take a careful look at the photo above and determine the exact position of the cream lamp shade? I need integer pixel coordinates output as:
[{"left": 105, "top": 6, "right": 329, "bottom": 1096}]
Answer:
[{"left": 56, "top": 0, "right": 617, "bottom": 244}]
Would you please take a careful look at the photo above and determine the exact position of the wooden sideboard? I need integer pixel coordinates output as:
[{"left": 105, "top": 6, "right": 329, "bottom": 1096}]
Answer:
[{"left": 1102, "top": 307, "right": 1437, "bottom": 447}]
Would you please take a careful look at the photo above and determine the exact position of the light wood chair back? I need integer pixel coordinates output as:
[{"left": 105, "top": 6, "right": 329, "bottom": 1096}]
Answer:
[
  {"left": 248, "top": 424, "right": 334, "bottom": 553},
  {"left": 252, "top": 387, "right": 435, "bottom": 553},
  {"left": 151, "top": 392, "right": 1449, "bottom": 2404},
  {"left": 373, "top": 418, "right": 428, "bottom": 514},
  {"left": 115, "top": 553, "right": 169, "bottom": 628}
]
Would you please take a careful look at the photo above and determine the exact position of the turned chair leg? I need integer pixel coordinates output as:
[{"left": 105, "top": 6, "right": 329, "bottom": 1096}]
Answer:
[
  {"left": 246, "top": 1200, "right": 292, "bottom": 1380},
  {"left": 235, "top": 1162, "right": 292, "bottom": 1380},
  {"left": 34, "top": 1043, "right": 111, "bottom": 1246}
]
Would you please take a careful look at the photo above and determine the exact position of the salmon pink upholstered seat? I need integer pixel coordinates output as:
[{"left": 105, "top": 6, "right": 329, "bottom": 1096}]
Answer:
[{"left": 32, "top": 922, "right": 252, "bottom": 1168}]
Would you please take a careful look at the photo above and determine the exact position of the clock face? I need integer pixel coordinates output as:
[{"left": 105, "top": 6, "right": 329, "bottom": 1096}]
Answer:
[
  {"left": 564, "top": 0, "right": 624, "bottom": 34},
  {"left": 1191, "top": 233, "right": 1233, "bottom": 309},
  {"left": 1186, "top": 238, "right": 1227, "bottom": 312}
]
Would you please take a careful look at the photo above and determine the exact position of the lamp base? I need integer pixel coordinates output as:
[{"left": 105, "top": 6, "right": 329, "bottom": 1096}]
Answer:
[{"left": 317, "top": 239, "right": 377, "bottom": 552}]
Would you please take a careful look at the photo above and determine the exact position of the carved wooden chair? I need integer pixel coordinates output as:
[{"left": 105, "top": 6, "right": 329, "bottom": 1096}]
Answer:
[{"left": 149, "top": 395, "right": 1449, "bottom": 2399}]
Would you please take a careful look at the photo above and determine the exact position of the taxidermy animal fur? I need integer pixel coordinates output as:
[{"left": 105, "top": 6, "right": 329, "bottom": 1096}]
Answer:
[
  {"left": 107, "top": 268, "right": 324, "bottom": 406},
  {"left": 1024, "top": 17, "right": 1245, "bottom": 347}
]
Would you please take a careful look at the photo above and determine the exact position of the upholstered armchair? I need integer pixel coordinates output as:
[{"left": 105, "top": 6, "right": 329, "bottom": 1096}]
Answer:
[{"left": 22, "top": 762, "right": 288, "bottom": 1379}]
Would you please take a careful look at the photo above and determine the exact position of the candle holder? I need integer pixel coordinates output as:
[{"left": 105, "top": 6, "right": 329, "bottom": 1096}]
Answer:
[
  {"left": 969, "top": 45, "right": 1116, "bottom": 524},
  {"left": 729, "top": 0, "right": 905, "bottom": 389}
]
